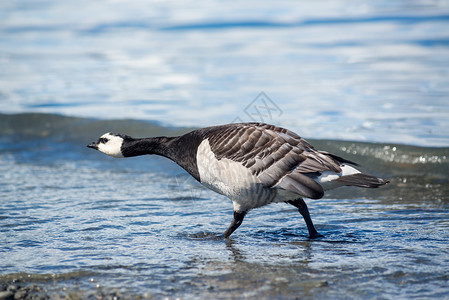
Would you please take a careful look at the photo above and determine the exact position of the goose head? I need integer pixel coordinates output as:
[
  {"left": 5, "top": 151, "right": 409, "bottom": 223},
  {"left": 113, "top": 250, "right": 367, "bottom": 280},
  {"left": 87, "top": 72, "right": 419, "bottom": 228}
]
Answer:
[{"left": 87, "top": 133, "right": 126, "bottom": 158}]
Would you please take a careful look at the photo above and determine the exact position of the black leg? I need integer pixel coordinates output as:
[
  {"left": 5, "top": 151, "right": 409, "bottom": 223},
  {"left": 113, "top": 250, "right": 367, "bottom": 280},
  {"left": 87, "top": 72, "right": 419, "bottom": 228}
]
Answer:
[
  {"left": 224, "top": 211, "right": 246, "bottom": 238},
  {"left": 287, "top": 199, "right": 323, "bottom": 238}
]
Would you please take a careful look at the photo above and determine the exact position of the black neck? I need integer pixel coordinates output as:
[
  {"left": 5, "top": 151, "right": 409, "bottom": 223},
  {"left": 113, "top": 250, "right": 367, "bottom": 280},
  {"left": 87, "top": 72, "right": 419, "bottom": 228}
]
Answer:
[
  {"left": 121, "top": 136, "right": 175, "bottom": 158},
  {"left": 121, "top": 133, "right": 203, "bottom": 181}
]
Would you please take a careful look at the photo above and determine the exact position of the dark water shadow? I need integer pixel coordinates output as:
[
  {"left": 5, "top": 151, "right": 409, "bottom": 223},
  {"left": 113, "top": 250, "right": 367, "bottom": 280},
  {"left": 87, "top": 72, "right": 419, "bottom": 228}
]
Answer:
[{"left": 184, "top": 231, "right": 224, "bottom": 241}]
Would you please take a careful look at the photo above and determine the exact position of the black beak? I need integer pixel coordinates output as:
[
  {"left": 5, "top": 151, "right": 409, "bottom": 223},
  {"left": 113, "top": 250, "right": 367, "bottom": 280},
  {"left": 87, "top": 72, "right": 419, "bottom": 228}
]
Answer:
[{"left": 87, "top": 142, "right": 98, "bottom": 150}]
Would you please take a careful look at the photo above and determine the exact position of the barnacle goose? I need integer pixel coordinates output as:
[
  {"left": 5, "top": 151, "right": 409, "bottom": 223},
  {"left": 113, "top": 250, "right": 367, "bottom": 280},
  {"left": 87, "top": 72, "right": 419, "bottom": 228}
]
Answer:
[{"left": 87, "top": 122, "right": 388, "bottom": 238}]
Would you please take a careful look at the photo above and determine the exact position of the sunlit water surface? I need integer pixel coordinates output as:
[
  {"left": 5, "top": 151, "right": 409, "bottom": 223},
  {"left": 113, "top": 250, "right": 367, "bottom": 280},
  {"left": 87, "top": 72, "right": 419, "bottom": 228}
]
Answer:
[{"left": 1, "top": 0, "right": 449, "bottom": 146}]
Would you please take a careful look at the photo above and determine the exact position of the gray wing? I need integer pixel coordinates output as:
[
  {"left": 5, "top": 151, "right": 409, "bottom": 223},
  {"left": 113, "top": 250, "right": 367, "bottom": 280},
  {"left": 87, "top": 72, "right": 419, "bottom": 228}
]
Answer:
[{"left": 202, "top": 123, "right": 346, "bottom": 199}]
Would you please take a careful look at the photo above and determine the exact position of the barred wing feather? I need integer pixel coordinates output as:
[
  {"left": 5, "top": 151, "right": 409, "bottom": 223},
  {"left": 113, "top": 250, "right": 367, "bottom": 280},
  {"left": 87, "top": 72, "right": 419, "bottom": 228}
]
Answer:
[{"left": 202, "top": 123, "right": 349, "bottom": 199}]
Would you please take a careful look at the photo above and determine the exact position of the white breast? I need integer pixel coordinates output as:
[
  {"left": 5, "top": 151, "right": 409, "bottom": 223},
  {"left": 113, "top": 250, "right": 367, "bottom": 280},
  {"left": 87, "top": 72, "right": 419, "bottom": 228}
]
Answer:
[{"left": 196, "top": 139, "right": 275, "bottom": 212}]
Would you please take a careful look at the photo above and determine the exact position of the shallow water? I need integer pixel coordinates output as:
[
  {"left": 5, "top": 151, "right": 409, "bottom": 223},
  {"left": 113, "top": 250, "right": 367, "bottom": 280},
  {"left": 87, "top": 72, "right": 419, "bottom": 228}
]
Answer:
[{"left": 1, "top": 114, "right": 448, "bottom": 299}]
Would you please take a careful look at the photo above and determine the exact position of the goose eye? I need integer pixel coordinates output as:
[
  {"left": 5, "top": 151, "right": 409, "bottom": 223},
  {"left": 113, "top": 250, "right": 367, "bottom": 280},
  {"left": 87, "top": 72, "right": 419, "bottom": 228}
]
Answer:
[{"left": 99, "top": 138, "right": 109, "bottom": 144}]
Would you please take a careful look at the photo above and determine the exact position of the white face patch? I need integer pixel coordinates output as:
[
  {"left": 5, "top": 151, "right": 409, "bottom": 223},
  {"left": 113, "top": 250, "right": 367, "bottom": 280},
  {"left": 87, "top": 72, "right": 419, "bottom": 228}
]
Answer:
[{"left": 97, "top": 133, "right": 124, "bottom": 158}]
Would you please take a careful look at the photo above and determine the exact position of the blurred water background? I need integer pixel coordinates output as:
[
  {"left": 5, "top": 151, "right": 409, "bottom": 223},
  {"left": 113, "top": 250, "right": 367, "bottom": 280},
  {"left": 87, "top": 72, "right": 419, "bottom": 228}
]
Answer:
[{"left": 1, "top": 0, "right": 449, "bottom": 299}]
